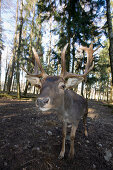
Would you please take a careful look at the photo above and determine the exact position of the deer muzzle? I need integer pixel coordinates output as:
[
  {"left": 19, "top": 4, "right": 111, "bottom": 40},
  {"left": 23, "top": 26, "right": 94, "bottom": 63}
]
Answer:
[
  {"left": 37, "top": 97, "right": 49, "bottom": 106},
  {"left": 36, "top": 97, "right": 52, "bottom": 111}
]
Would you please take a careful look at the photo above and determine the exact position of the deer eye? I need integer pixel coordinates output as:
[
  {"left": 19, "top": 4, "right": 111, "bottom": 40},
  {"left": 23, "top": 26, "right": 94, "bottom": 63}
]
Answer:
[
  {"left": 62, "top": 85, "right": 65, "bottom": 89},
  {"left": 36, "top": 84, "right": 42, "bottom": 89},
  {"left": 58, "top": 82, "right": 65, "bottom": 90},
  {"left": 60, "top": 84, "right": 65, "bottom": 90}
]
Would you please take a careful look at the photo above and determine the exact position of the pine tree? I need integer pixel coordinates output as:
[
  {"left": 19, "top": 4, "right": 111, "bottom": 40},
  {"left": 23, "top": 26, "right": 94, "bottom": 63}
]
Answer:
[
  {"left": 16, "top": 0, "right": 23, "bottom": 98},
  {"left": 106, "top": 0, "right": 113, "bottom": 101},
  {"left": 0, "top": 0, "right": 3, "bottom": 91}
]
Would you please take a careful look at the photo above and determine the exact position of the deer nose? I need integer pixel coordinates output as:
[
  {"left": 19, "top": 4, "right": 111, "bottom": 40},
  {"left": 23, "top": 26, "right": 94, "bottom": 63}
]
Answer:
[{"left": 37, "top": 98, "right": 49, "bottom": 106}]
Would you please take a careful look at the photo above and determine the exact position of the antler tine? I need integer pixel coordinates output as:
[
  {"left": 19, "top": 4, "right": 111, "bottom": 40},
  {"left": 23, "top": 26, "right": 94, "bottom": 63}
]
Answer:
[
  {"left": 21, "top": 66, "right": 42, "bottom": 78},
  {"left": 80, "top": 43, "right": 101, "bottom": 75},
  {"left": 63, "top": 43, "right": 97, "bottom": 80},
  {"left": 61, "top": 43, "right": 68, "bottom": 77},
  {"left": 79, "top": 43, "right": 94, "bottom": 75},
  {"left": 32, "top": 47, "right": 48, "bottom": 78}
]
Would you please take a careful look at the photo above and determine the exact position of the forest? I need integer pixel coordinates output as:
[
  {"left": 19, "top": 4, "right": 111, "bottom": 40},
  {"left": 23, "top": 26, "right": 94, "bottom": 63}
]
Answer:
[
  {"left": 0, "top": 0, "right": 113, "bottom": 170},
  {"left": 0, "top": 0, "right": 113, "bottom": 101}
]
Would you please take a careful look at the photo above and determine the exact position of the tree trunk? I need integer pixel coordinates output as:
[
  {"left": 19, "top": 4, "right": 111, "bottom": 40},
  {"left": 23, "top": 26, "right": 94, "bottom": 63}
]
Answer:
[
  {"left": 81, "top": 82, "right": 84, "bottom": 96},
  {"left": 7, "top": 55, "right": 16, "bottom": 93},
  {"left": 33, "top": 86, "right": 35, "bottom": 94},
  {"left": 66, "top": 1, "right": 71, "bottom": 72},
  {"left": 106, "top": 82, "right": 109, "bottom": 102},
  {"left": 3, "top": 64, "right": 9, "bottom": 91},
  {"left": 86, "top": 84, "right": 88, "bottom": 99},
  {"left": 72, "top": 38, "right": 75, "bottom": 73},
  {"left": 16, "top": 0, "right": 23, "bottom": 99},
  {"left": 94, "top": 87, "right": 97, "bottom": 100},
  {"left": 7, "top": 0, "right": 19, "bottom": 93},
  {"left": 48, "top": 16, "right": 52, "bottom": 65},
  {"left": 106, "top": 0, "right": 113, "bottom": 102},
  {"left": 11, "top": 78, "right": 15, "bottom": 91},
  {"left": 36, "top": 13, "right": 42, "bottom": 53},
  {"left": 0, "top": 0, "right": 2, "bottom": 91},
  {"left": 25, "top": 0, "right": 36, "bottom": 96},
  {"left": 29, "top": 0, "right": 36, "bottom": 58},
  {"left": 23, "top": 81, "right": 29, "bottom": 96}
]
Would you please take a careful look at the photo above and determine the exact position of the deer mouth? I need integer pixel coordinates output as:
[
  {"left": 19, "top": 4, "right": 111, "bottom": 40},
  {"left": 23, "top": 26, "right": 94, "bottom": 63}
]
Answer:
[
  {"left": 36, "top": 102, "right": 53, "bottom": 112},
  {"left": 40, "top": 106, "right": 52, "bottom": 112}
]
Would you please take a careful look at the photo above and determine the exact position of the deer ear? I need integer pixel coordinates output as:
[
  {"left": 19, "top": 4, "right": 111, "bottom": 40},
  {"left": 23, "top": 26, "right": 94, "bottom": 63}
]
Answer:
[
  {"left": 65, "top": 77, "right": 84, "bottom": 89},
  {"left": 26, "top": 75, "right": 42, "bottom": 87}
]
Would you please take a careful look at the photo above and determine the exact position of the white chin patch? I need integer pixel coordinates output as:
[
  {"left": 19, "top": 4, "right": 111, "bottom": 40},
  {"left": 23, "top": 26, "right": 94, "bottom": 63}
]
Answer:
[{"left": 40, "top": 107, "right": 51, "bottom": 112}]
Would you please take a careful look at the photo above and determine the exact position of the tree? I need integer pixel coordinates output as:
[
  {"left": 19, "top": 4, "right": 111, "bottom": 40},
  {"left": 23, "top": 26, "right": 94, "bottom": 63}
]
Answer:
[
  {"left": 16, "top": 0, "right": 23, "bottom": 98},
  {"left": 20, "top": 0, "right": 44, "bottom": 95},
  {"left": 50, "top": 0, "right": 105, "bottom": 75},
  {"left": 7, "top": 0, "right": 19, "bottom": 93},
  {"left": 0, "top": 0, "right": 3, "bottom": 91},
  {"left": 23, "top": 0, "right": 37, "bottom": 96},
  {"left": 95, "top": 41, "right": 111, "bottom": 101},
  {"left": 106, "top": 0, "right": 113, "bottom": 101}
]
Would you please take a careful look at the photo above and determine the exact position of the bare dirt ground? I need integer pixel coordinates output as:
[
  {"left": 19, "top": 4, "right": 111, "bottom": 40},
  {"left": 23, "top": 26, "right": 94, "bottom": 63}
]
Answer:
[{"left": 0, "top": 97, "right": 113, "bottom": 170}]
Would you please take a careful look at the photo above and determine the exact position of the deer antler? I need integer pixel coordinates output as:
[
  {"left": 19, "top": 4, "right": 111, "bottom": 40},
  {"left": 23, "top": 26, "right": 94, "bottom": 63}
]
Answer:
[
  {"left": 21, "top": 65, "right": 42, "bottom": 78},
  {"left": 32, "top": 47, "right": 48, "bottom": 78},
  {"left": 21, "top": 48, "right": 48, "bottom": 78},
  {"left": 61, "top": 43, "right": 100, "bottom": 80},
  {"left": 79, "top": 43, "right": 94, "bottom": 76},
  {"left": 61, "top": 43, "right": 68, "bottom": 77}
]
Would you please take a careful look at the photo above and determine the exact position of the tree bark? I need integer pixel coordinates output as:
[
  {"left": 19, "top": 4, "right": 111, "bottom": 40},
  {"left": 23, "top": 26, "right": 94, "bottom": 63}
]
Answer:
[
  {"left": 72, "top": 38, "right": 75, "bottom": 73},
  {"left": 48, "top": 16, "right": 52, "bottom": 65},
  {"left": 106, "top": 0, "right": 113, "bottom": 102},
  {"left": 66, "top": 0, "right": 71, "bottom": 72},
  {"left": 81, "top": 82, "right": 84, "bottom": 97},
  {"left": 29, "top": 0, "right": 36, "bottom": 58},
  {"left": 25, "top": 0, "right": 36, "bottom": 96},
  {"left": 23, "top": 81, "right": 29, "bottom": 96},
  {"left": 16, "top": 0, "right": 23, "bottom": 99},
  {"left": 3, "top": 57, "right": 9, "bottom": 91},
  {"left": 0, "top": 0, "right": 2, "bottom": 91},
  {"left": 7, "top": 55, "right": 16, "bottom": 93}
]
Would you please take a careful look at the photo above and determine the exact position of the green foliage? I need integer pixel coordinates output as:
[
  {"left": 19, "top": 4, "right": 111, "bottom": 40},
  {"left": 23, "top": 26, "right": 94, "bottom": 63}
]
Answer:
[
  {"left": 20, "top": 0, "right": 106, "bottom": 77},
  {"left": 50, "top": 0, "right": 105, "bottom": 73},
  {"left": 95, "top": 40, "right": 111, "bottom": 93}
]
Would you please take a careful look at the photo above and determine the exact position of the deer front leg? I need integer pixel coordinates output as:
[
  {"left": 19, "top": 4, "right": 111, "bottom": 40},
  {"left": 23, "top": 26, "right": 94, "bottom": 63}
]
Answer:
[
  {"left": 59, "top": 122, "right": 67, "bottom": 159},
  {"left": 68, "top": 123, "right": 78, "bottom": 159}
]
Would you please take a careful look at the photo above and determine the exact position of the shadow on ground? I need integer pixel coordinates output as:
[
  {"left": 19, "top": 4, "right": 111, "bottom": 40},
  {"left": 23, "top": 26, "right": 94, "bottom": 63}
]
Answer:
[{"left": 0, "top": 98, "right": 113, "bottom": 170}]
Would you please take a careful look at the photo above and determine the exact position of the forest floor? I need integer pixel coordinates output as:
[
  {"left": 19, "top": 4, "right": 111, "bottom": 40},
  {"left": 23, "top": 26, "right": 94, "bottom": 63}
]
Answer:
[{"left": 0, "top": 97, "right": 113, "bottom": 170}]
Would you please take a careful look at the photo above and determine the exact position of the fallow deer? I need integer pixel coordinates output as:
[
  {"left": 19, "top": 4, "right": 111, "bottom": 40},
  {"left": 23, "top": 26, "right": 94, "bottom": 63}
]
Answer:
[{"left": 23, "top": 43, "right": 98, "bottom": 159}]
